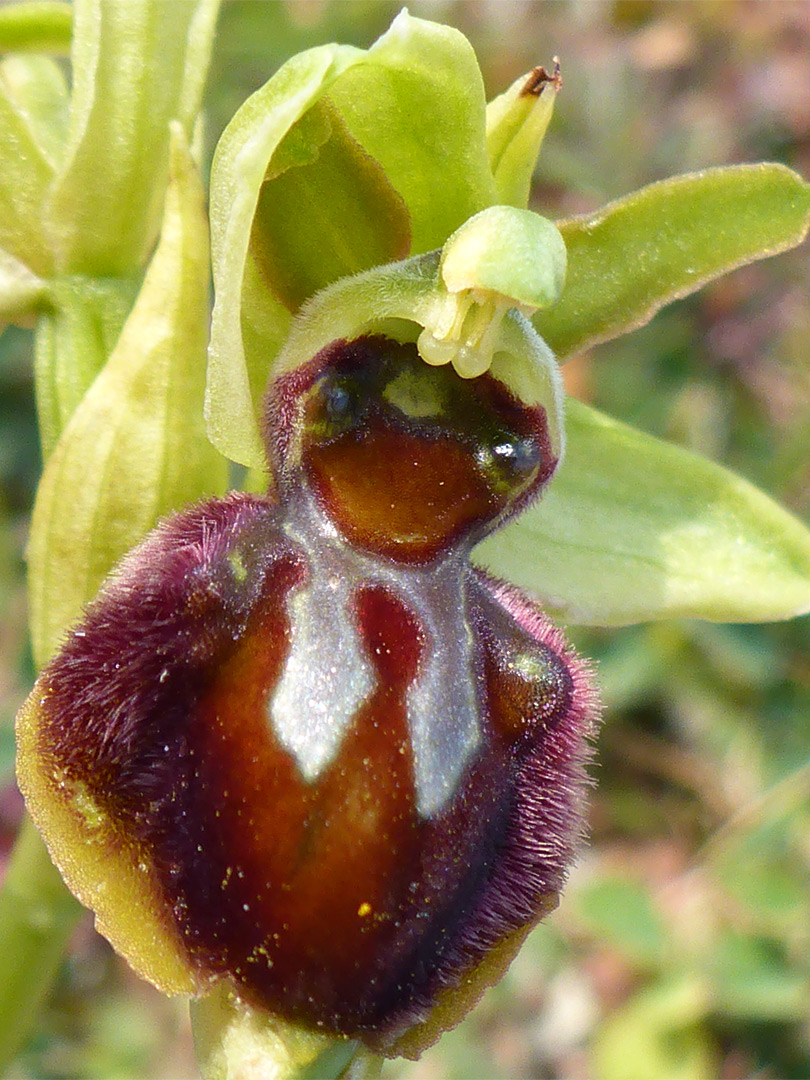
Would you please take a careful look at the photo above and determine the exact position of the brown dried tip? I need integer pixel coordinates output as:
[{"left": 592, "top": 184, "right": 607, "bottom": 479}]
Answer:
[{"left": 521, "top": 58, "right": 562, "bottom": 97}]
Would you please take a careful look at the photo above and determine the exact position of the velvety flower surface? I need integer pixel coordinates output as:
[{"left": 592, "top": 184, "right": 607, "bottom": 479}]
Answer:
[{"left": 17, "top": 335, "right": 599, "bottom": 1054}]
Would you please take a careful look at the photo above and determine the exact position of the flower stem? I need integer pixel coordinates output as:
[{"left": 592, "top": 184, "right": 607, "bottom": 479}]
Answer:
[{"left": 0, "top": 813, "right": 81, "bottom": 1069}]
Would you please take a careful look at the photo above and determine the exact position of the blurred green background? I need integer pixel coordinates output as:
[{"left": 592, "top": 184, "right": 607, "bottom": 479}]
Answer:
[{"left": 2, "top": 2, "right": 809, "bottom": 1077}]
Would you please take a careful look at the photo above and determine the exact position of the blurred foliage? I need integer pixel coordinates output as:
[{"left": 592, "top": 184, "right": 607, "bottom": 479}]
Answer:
[{"left": 2, "top": 1, "right": 809, "bottom": 1077}]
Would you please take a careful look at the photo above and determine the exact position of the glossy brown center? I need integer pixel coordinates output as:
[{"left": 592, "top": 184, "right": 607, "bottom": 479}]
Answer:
[
  {"left": 273, "top": 337, "right": 552, "bottom": 563},
  {"left": 306, "top": 423, "right": 504, "bottom": 561}
]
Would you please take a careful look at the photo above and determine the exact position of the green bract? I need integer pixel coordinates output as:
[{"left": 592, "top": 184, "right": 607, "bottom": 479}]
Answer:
[
  {"left": 28, "top": 123, "right": 228, "bottom": 667},
  {"left": 0, "top": 0, "right": 220, "bottom": 454}
]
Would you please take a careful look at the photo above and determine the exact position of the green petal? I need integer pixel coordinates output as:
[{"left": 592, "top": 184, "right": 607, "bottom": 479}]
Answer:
[
  {"left": 486, "top": 66, "right": 559, "bottom": 209},
  {"left": 0, "top": 56, "right": 61, "bottom": 274},
  {"left": 207, "top": 10, "right": 495, "bottom": 466},
  {"left": 45, "top": 0, "right": 219, "bottom": 275},
  {"left": 0, "top": 1, "right": 72, "bottom": 55},
  {"left": 28, "top": 124, "right": 227, "bottom": 666},
  {"left": 474, "top": 399, "right": 810, "bottom": 626},
  {"left": 534, "top": 164, "right": 810, "bottom": 359}
]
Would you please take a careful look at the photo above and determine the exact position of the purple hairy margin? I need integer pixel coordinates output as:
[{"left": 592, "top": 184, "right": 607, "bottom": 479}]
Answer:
[{"left": 380, "top": 568, "right": 601, "bottom": 1036}]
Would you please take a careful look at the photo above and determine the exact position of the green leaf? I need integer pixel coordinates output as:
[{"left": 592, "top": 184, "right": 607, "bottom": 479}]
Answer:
[
  {"left": 486, "top": 65, "right": 559, "bottom": 208},
  {"left": 45, "top": 0, "right": 220, "bottom": 276},
  {"left": 474, "top": 398, "right": 810, "bottom": 625},
  {"left": 28, "top": 124, "right": 227, "bottom": 666},
  {"left": 0, "top": 1, "right": 72, "bottom": 55},
  {"left": 592, "top": 976, "right": 714, "bottom": 1080},
  {"left": 534, "top": 164, "right": 810, "bottom": 359},
  {"left": 207, "top": 10, "right": 495, "bottom": 467}
]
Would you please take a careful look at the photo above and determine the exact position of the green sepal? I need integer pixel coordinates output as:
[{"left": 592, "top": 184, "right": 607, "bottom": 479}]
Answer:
[
  {"left": 207, "top": 10, "right": 495, "bottom": 467},
  {"left": 474, "top": 398, "right": 810, "bottom": 626},
  {"left": 0, "top": 55, "right": 61, "bottom": 274},
  {"left": 0, "top": 1, "right": 72, "bottom": 56},
  {"left": 326, "top": 11, "right": 494, "bottom": 254},
  {"left": 250, "top": 98, "right": 411, "bottom": 312},
  {"left": 208, "top": 42, "right": 359, "bottom": 468},
  {"left": 486, "top": 65, "right": 559, "bottom": 208},
  {"left": 534, "top": 164, "right": 810, "bottom": 359},
  {"left": 45, "top": 0, "right": 220, "bottom": 276},
  {"left": 27, "top": 124, "right": 228, "bottom": 666}
]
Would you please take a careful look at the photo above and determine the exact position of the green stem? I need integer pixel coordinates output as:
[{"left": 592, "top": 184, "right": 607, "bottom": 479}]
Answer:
[
  {"left": 191, "top": 983, "right": 385, "bottom": 1080},
  {"left": 0, "top": 814, "right": 82, "bottom": 1071}
]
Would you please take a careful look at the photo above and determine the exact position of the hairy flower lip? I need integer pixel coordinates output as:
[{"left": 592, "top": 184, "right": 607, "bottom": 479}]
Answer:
[{"left": 17, "top": 335, "right": 601, "bottom": 1056}]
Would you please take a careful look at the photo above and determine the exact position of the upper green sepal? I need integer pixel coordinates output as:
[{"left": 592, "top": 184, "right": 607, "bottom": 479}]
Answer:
[{"left": 207, "top": 10, "right": 497, "bottom": 467}]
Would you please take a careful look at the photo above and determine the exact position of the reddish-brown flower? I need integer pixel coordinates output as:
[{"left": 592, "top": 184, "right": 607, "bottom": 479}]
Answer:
[{"left": 17, "top": 335, "right": 599, "bottom": 1054}]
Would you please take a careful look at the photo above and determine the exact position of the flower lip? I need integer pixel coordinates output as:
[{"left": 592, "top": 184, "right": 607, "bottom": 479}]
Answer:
[{"left": 265, "top": 335, "right": 557, "bottom": 562}]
